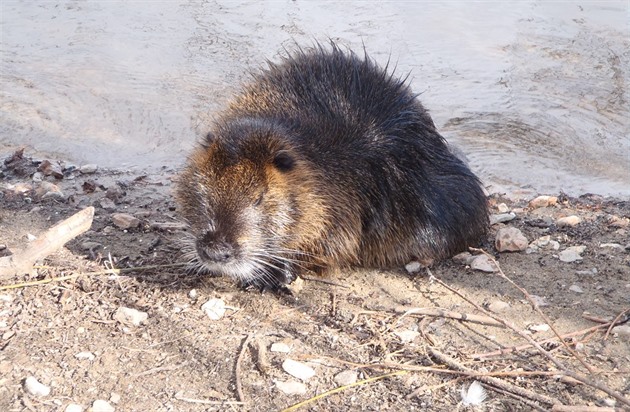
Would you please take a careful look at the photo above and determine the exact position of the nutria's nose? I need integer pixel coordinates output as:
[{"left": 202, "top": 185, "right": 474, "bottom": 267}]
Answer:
[{"left": 196, "top": 232, "right": 234, "bottom": 263}]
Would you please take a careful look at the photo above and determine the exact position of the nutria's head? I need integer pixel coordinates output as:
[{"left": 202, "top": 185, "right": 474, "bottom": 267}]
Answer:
[{"left": 176, "top": 118, "right": 326, "bottom": 285}]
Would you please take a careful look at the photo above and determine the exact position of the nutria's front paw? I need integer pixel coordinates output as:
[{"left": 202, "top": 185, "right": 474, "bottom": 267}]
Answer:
[{"left": 241, "top": 264, "right": 296, "bottom": 294}]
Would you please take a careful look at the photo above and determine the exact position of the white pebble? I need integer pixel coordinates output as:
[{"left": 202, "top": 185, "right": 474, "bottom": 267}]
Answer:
[
  {"left": 394, "top": 330, "right": 420, "bottom": 344},
  {"left": 91, "top": 399, "right": 115, "bottom": 412},
  {"left": 529, "top": 195, "right": 557, "bottom": 208},
  {"left": 599, "top": 243, "right": 624, "bottom": 251},
  {"left": 496, "top": 203, "right": 510, "bottom": 213},
  {"left": 470, "top": 255, "right": 498, "bottom": 272},
  {"left": 79, "top": 164, "right": 98, "bottom": 174},
  {"left": 569, "top": 284, "right": 584, "bottom": 294},
  {"left": 113, "top": 307, "right": 148, "bottom": 326},
  {"left": 488, "top": 300, "right": 510, "bottom": 312},
  {"left": 612, "top": 325, "right": 630, "bottom": 337},
  {"left": 495, "top": 227, "right": 529, "bottom": 252},
  {"left": 64, "top": 404, "right": 83, "bottom": 412},
  {"left": 282, "top": 359, "right": 316, "bottom": 381},
  {"left": 490, "top": 212, "right": 516, "bottom": 225},
  {"left": 188, "top": 289, "right": 198, "bottom": 299},
  {"left": 275, "top": 380, "right": 307, "bottom": 395},
  {"left": 334, "top": 370, "right": 358, "bottom": 386},
  {"left": 270, "top": 342, "right": 292, "bottom": 353},
  {"left": 404, "top": 261, "right": 422, "bottom": 274},
  {"left": 75, "top": 351, "right": 95, "bottom": 361},
  {"left": 559, "top": 246, "right": 586, "bottom": 263},
  {"left": 529, "top": 323, "right": 550, "bottom": 332},
  {"left": 201, "top": 298, "right": 226, "bottom": 320},
  {"left": 110, "top": 392, "right": 121, "bottom": 404},
  {"left": 23, "top": 376, "right": 51, "bottom": 397}
]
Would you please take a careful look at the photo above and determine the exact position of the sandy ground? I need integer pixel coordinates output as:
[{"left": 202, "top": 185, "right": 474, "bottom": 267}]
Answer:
[{"left": 0, "top": 150, "right": 629, "bottom": 412}]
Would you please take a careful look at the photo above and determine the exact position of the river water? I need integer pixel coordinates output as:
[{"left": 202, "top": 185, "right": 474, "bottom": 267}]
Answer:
[{"left": 1, "top": 1, "right": 628, "bottom": 198}]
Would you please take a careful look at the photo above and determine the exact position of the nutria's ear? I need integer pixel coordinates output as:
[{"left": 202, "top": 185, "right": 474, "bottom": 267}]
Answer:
[{"left": 272, "top": 151, "right": 295, "bottom": 172}]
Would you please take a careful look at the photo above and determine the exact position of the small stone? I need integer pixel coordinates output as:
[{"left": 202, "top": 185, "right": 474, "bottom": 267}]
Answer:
[
  {"left": 394, "top": 330, "right": 420, "bottom": 344},
  {"left": 611, "top": 325, "right": 630, "bottom": 337},
  {"left": 334, "top": 370, "right": 358, "bottom": 386},
  {"left": 607, "top": 215, "right": 629, "bottom": 228},
  {"left": 99, "top": 198, "right": 116, "bottom": 211},
  {"left": 530, "top": 295, "right": 549, "bottom": 307},
  {"left": 569, "top": 284, "right": 584, "bottom": 293},
  {"left": 38, "top": 160, "right": 64, "bottom": 179},
  {"left": 79, "top": 164, "right": 98, "bottom": 174},
  {"left": 91, "top": 400, "right": 114, "bottom": 412},
  {"left": 105, "top": 186, "right": 124, "bottom": 201},
  {"left": 452, "top": 252, "right": 474, "bottom": 265},
  {"left": 111, "top": 213, "right": 140, "bottom": 229},
  {"left": 496, "top": 203, "right": 510, "bottom": 213},
  {"left": 64, "top": 404, "right": 83, "bottom": 412},
  {"left": 470, "top": 255, "right": 498, "bottom": 272},
  {"left": 286, "top": 276, "right": 305, "bottom": 295},
  {"left": 32, "top": 172, "right": 44, "bottom": 182},
  {"left": 529, "top": 195, "right": 557, "bottom": 209},
  {"left": 201, "top": 298, "right": 226, "bottom": 320},
  {"left": 557, "top": 215, "right": 582, "bottom": 227},
  {"left": 275, "top": 380, "right": 307, "bottom": 396},
  {"left": 149, "top": 221, "right": 188, "bottom": 231},
  {"left": 82, "top": 180, "right": 97, "bottom": 193},
  {"left": 490, "top": 212, "right": 516, "bottom": 225},
  {"left": 109, "top": 393, "right": 121, "bottom": 404},
  {"left": 24, "top": 376, "right": 51, "bottom": 397},
  {"left": 113, "top": 307, "right": 147, "bottom": 326},
  {"left": 270, "top": 342, "right": 292, "bottom": 353},
  {"left": 529, "top": 323, "right": 550, "bottom": 332},
  {"left": 559, "top": 246, "right": 586, "bottom": 263},
  {"left": 405, "top": 261, "right": 422, "bottom": 274},
  {"left": 549, "top": 240, "right": 560, "bottom": 250},
  {"left": 603, "top": 398, "right": 617, "bottom": 407},
  {"left": 576, "top": 268, "right": 597, "bottom": 275},
  {"left": 282, "top": 359, "right": 316, "bottom": 381},
  {"left": 488, "top": 300, "right": 510, "bottom": 312},
  {"left": 599, "top": 243, "right": 624, "bottom": 251},
  {"left": 188, "top": 289, "right": 198, "bottom": 300},
  {"left": 36, "top": 181, "right": 64, "bottom": 200},
  {"left": 495, "top": 227, "right": 528, "bottom": 252},
  {"left": 75, "top": 351, "right": 95, "bottom": 361},
  {"left": 531, "top": 235, "right": 550, "bottom": 248}
]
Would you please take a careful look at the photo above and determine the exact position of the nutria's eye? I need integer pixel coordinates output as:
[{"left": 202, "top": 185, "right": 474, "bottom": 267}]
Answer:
[
  {"left": 273, "top": 151, "right": 295, "bottom": 172},
  {"left": 253, "top": 192, "right": 264, "bottom": 207}
]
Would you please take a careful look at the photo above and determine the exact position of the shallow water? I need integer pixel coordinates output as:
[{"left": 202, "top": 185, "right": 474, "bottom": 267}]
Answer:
[{"left": 1, "top": 1, "right": 628, "bottom": 198}]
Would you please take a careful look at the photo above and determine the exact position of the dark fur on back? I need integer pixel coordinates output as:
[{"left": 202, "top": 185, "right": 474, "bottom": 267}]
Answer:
[{"left": 177, "top": 43, "right": 488, "bottom": 288}]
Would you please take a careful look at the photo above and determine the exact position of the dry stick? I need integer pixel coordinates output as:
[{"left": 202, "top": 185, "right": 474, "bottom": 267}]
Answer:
[
  {"left": 392, "top": 306, "right": 504, "bottom": 327},
  {"left": 0, "top": 206, "right": 95, "bottom": 280},
  {"left": 173, "top": 392, "right": 245, "bottom": 406},
  {"left": 235, "top": 333, "right": 254, "bottom": 404},
  {"left": 471, "top": 321, "right": 616, "bottom": 360},
  {"left": 429, "top": 271, "right": 630, "bottom": 408},
  {"left": 471, "top": 248, "right": 594, "bottom": 374},
  {"left": 551, "top": 406, "right": 616, "bottom": 412},
  {"left": 279, "top": 370, "right": 408, "bottom": 412},
  {"left": 0, "top": 263, "right": 187, "bottom": 291},
  {"left": 604, "top": 307, "right": 630, "bottom": 340},
  {"left": 428, "top": 347, "right": 557, "bottom": 406}
]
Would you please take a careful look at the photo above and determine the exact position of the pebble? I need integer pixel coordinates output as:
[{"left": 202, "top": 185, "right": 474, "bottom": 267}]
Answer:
[
  {"left": 394, "top": 330, "right": 420, "bottom": 344},
  {"left": 559, "top": 246, "right": 586, "bottom": 263},
  {"left": 149, "top": 221, "right": 188, "bottom": 231},
  {"left": 32, "top": 171, "right": 44, "bottom": 183},
  {"left": 113, "top": 307, "right": 148, "bottom": 326},
  {"left": 495, "top": 227, "right": 528, "bottom": 252},
  {"left": 569, "top": 284, "right": 584, "bottom": 293},
  {"left": 404, "top": 261, "right": 422, "bottom": 274},
  {"left": 75, "top": 351, "right": 95, "bottom": 361},
  {"left": 188, "top": 289, "right": 198, "bottom": 300},
  {"left": 201, "top": 298, "right": 226, "bottom": 320},
  {"left": 452, "top": 252, "right": 475, "bottom": 265},
  {"left": 275, "top": 380, "right": 307, "bottom": 396},
  {"left": 490, "top": 212, "right": 516, "bottom": 225},
  {"left": 99, "top": 198, "right": 116, "bottom": 211},
  {"left": 530, "top": 295, "right": 549, "bottom": 307},
  {"left": 23, "top": 376, "right": 51, "bottom": 397},
  {"left": 576, "top": 268, "right": 597, "bottom": 276},
  {"left": 607, "top": 215, "right": 629, "bottom": 228},
  {"left": 110, "top": 393, "right": 121, "bottom": 404},
  {"left": 470, "top": 255, "right": 498, "bottom": 272},
  {"left": 282, "top": 359, "right": 316, "bottom": 381},
  {"left": 105, "top": 186, "right": 124, "bottom": 201},
  {"left": 64, "top": 404, "right": 83, "bottom": 412},
  {"left": 556, "top": 215, "right": 582, "bottom": 227},
  {"left": 270, "top": 342, "right": 292, "bottom": 353},
  {"left": 334, "top": 370, "right": 359, "bottom": 386},
  {"left": 111, "top": 213, "right": 140, "bottom": 229},
  {"left": 91, "top": 399, "right": 114, "bottom": 412},
  {"left": 38, "top": 160, "right": 64, "bottom": 179},
  {"left": 612, "top": 325, "right": 630, "bottom": 337},
  {"left": 79, "top": 164, "right": 98, "bottom": 174},
  {"left": 599, "top": 243, "right": 624, "bottom": 251},
  {"left": 37, "top": 181, "right": 65, "bottom": 201},
  {"left": 529, "top": 323, "right": 550, "bottom": 332},
  {"left": 496, "top": 203, "right": 510, "bottom": 213},
  {"left": 488, "top": 300, "right": 510, "bottom": 312},
  {"left": 529, "top": 195, "right": 557, "bottom": 209}
]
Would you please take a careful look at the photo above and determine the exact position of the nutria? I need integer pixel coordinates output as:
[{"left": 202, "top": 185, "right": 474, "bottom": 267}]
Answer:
[{"left": 176, "top": 43, "right": 488, "bottom": 290}]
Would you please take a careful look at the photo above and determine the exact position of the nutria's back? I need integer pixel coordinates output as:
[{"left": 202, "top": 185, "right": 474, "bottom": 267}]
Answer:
[{"left": 177, "top": 43, "right": 488, "bottom": 289}]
